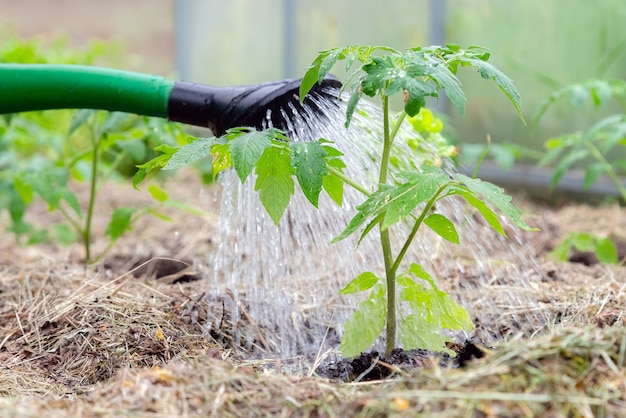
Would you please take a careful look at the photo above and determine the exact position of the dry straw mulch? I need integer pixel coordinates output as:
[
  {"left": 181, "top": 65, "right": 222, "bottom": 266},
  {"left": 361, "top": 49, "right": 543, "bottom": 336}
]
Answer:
[
  {"left": 1, "top": 264, "right": 625, "bottom": 417},
  {"left": 1, "top": 175, "right": 626, "bottom": 417}
]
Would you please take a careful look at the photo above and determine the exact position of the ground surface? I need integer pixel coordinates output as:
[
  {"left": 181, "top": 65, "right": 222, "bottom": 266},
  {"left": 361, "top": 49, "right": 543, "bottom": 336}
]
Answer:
[{"left": 1, "top": 171, "right": 625, "bottom": 417}]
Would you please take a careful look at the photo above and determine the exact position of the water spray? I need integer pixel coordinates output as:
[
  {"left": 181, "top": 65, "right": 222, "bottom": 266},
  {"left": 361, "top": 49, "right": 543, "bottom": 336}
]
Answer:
[{"left": 0, "top": 64, "right": 341, "bottom": 135}]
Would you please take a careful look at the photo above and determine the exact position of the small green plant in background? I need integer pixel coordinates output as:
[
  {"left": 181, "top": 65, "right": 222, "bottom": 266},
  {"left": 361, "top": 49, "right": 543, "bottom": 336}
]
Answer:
[
  {"left": 139, "top": 44, "right": 534, "bottom": 358},
  {"left": 549, "top": 232, "right": 618, "bottom": 264},
  {"left": 535, "top": 79, "right": 626, "bottom": 265},
  {"left": 0, "top": 29, "right": 203, "bottom": 263},
  {"left": 534, "top": 79, "right": 626, "bottom": 199},
  {"left": 460, "top": 78, "right": 626, "bottom": 266}
]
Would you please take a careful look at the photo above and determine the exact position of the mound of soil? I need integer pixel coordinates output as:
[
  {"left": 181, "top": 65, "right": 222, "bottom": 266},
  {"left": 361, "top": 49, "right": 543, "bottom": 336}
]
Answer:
[{"left": 315, "top": 341, "right": 488, "bottom": 382}]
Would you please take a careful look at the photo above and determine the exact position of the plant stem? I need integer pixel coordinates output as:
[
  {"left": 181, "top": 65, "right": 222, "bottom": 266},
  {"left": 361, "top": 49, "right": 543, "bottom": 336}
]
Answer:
[
  {"left": 473, "top": 136, "right": 491, "bottom": 179},
  {"left": 379, "top": 94, "right": 396, "bottom": 355},
  {"left": 326, "top": 166, "right": 371, "bottom": 196},
  {"left": 389, "top": 111, "right": 407, "bottom": 144},
  {"left": 379, "top": 96, "right": 392, "bottom": 185},
  {"left": 57, "top": 205, "right": 84, "bottom": 237},
  {"left": 84, "top": 128, "right": 100, "bottom": 263},
  {"left": 391, "top": 185, "right": 447, "bottom": 274},
  {"left": 584, "top": 140, "right": 626, "bottom": 202}
]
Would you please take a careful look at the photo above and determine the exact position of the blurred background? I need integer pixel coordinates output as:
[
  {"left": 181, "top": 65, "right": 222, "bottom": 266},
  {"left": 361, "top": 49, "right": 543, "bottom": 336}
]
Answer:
[{"left": 2, "top": 0, "right": 626, "bottom": 198}]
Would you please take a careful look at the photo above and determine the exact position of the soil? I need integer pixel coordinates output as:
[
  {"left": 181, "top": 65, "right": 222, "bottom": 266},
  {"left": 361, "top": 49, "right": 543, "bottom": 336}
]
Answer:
[
  {"left": 314, "top": 341, "right": 489, "bottom": 382},
  {"left": 1, "top": 169, "right": 625, "bottom": 416}
]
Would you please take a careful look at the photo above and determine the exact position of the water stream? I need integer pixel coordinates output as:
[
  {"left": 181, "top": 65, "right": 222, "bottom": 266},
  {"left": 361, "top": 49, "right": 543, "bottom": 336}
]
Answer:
[{"left": 200, "top": 90, "right": 547, "bottom": 362}]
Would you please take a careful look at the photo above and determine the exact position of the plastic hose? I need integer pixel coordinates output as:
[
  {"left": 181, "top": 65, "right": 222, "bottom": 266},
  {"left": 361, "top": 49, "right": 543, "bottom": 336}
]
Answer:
[
  {"left": 0, "top": 64, "right": 342, "bottom": 135},
  {"left": 0, "top": 64, "right": 173, "bottom": 118}
]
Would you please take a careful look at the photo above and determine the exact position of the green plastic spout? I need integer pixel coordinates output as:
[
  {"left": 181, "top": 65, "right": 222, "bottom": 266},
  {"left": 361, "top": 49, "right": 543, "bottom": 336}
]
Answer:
[{"left": 0, "top": 64, "right": 342, "bottom": 135}]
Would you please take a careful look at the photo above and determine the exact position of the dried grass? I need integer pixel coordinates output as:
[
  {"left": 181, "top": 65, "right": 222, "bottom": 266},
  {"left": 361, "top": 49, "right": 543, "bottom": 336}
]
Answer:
[{"left": 1, "top": 176, "right": 626, "bottom": 417}]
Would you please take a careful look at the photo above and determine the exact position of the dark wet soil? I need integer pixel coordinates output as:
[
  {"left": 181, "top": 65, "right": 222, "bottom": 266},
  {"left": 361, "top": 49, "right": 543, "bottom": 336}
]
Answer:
[
  {"left": 101, "top": 254, "right": 202, "bottom": 284},
  {"left": 315, "top": 340, "right": 488, "bottom": 382}
]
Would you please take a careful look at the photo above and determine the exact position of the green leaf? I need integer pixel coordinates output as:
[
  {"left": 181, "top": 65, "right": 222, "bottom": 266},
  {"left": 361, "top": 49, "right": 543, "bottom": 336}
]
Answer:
[
  {"left": 398, "top": 263, "right": 474, "bottom": 350},
  {"left": 56, "top": 188, "right": 82, "bottom": 217},
  {"left": 596, "top": 237, "right": 618, "bottom": 264},
  {"left": 105, "top": 207, "right": 135, "bottom": 241},
  {"left": 549, "top": 233, "right": 618, "bottom": 265},
  {"left": 132, "top": 163, "right": 154, "bottom": 188},
  {"left": 27, "top": 229, "right": 49, "bottom": 245},
  {"left": 147, "top": 210, "right": 173, "bottom": 222},
  {"left": 568, "top": 84, "right": 590, "bottom": 107},
  {"left": 460, "top": 57, "right": 524, "bottom": 122},
  {"left": 163, "top": 199, "right": 208, "bottom": 217},
  {"left": 397, "top": 77, "right": 437, "bottom": 116},
  {"left": 22, "top": 170, "right": 82, "bottom": 216},
  {"left": 456, "top": 189, "right": 505, "bottom": 236},
  {"left": 489, "top": 144, "right": 519, "bottom": 171},
  {"left": 116, "top": 139, "right": 147, "bottom": 162},
  {"left": 537, "top": 140, "right": 567, "bottom": 168},
  {"left": 100, "top": 111, "right": 132, "bottom": 134},
  {"left": 591, "top": 80, "right": 613, "bottom": 106},
  {"left": 454, "top": 174, "right": 536, "bottom": 231},
  {"left": 68, "top": 109, "right": 94, "bottom": 136},
  {"left": 148, "top": 184, "right": 169, "bottom": 202},
  {"left": 52, "top": 223, "right": 78, "bottom": 246},
  {"left": 299, "top": 48, "right": 342, "bottom": 101},
  {"left": 339, "top": 272, "right": 380, "bottom": 294},
  {"left": 345, "top": 81, "right": 364, "bottom": 128},
  {"left": 583, "top": 163, "right": 606, "bottom": 190},
  {"left": 163, "top": 137, "right": 217, "bottom": 170},
  {"left": 399, "top": 313, "right": 451, "bottom": 353},
  {"left": 418, "top": 55, "right": 466, "bottom": 116},
  {"left": 229, "top": 129, "right": 274, "bottom": 183},
  {"left": 13, "top": 177, "right": 33, "bottom": 204},
  {"left": 424, "top": 213, "right": 459, "bottom": 244},
  {"left": 332, "top": 185, "right": 393, "bottom": 243},
  {"left": 7, "top": 189, "right": 26, "bottom": 223},
  {"left": 585, "top": 114, "right": 626, "bottom": 152},
  {"left": 382, "top": 165, "right": 450, "bottom": 229},
  {"left": 211, "top": 142, "right": 233, "bottom": 178},
  {"left": 548, "top": 239, "right": 571, "bottom": 261},
  {"left": 290, "top": 141, "right": 327, "bottom": 207},
  {"left": 357, "top": 212, "right": 385, "bottom": 247},
  {"left": 334, "top": 166, "right": 449, "bottom": 244},
  {"left": 254, "top": 143, "right": 294, "bottom": 225},
  {"left": 361, "top": 56, "right": 395, "bottom": 96},
  {"left": 340, "top": 284, "right": 386, "bottom": 358},
  {"left": 551, "top": 148, "right": 588, "bottom": 187},
  {"left": 322, "top": 148, "right": 345, "bottom": 206},
  {"left": 570, "top": 232, "right": 596, "bottom": 251}
]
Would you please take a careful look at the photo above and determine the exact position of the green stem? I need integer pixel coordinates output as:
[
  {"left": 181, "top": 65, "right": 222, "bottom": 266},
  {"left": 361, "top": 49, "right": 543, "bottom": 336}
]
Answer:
[
  {"left": 379, "top": 95, "right": 396, "bottom": 355},
  {"left": 84, "top": 126, "right": 100, "bottom": 263},
  {"left": 473, "top": 138, "right": 491, "bottom": 179},
  {"left": 585, "top": 140, "right": 626, "bottom": 202},
  {"left": 389, "top": 111, "right": 407, "bottom": 144},
  {"left": 326, "top": 165, "right": 371, "bottom": 196},
  {"left": 379, "top": 96, "right": 392, "bottom": 186},
  {"left": 391, "top": 185, "right": 448, "bottom": 275},
  {"left": 56, "top": 205, "right": 84, "bottom": 237}
]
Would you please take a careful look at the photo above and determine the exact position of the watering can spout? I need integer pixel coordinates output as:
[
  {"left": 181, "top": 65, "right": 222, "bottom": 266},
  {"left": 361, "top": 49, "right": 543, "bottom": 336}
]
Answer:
[
  {"left": 168, "top": 75, "right": 342, "bottom": 136},
  {"left": 0, "top": 64, "right": 342, "bottom": 136}
]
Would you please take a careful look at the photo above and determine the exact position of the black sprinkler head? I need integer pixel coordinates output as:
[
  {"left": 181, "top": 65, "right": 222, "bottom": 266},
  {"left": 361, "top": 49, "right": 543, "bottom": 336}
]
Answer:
[{"left": 168, "top": 75, "right": 342, "bottom": 136}]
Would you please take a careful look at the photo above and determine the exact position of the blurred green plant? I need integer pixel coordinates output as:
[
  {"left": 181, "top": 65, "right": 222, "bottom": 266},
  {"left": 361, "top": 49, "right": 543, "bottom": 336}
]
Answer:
[
  {"left": 549, "top": 232, "right": 618, "bottom": 265},
  {"left": 0, "top": 28, "right": 202, "bottom": 263},
  {"left": 461, "top": 77, "right": 626, "bottom": 265},
  {"left": 535, "top": 78, "right": 626, "bottom": 265},
  {"left": 534, "top": 79, "right": 626, "bottom": 198}
]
